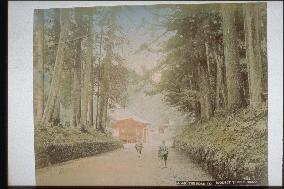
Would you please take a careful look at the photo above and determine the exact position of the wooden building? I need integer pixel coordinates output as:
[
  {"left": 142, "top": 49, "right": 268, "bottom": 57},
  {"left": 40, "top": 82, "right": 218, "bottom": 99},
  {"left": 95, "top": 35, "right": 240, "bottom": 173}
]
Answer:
[
  {"left": 112, "top": 118, "right": 148, "bottom": 143},
  {"left": 158, "top": 124, "right": 169, "bottom": 134}
]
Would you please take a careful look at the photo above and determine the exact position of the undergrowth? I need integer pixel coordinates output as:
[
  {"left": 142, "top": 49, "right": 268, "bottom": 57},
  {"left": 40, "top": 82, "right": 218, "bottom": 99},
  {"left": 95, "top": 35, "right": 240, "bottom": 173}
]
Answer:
[{"left": 174, "top": 107, "right": 268, "bottom": 185}]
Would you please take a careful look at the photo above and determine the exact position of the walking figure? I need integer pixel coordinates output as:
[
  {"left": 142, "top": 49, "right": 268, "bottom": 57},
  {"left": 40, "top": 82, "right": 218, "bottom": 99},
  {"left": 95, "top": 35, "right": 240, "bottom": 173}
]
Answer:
[
  {"left": 135, "top": 139, "right": 143, "bottom": 158},
  {"left": 158, "top": 140, "right": 169, "bottom": 168}
]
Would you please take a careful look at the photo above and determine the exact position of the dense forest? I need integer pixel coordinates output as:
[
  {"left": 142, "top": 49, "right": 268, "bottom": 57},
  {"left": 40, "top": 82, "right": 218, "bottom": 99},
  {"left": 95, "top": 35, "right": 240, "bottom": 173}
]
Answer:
[
  {"left": 33, "top": 7, "right": 135, "bottom": 132},
  {"left": 34, "top": 3, "right": 268, "bottom": 184},
  {"left": 144, "top": 3, "right": 267, "bottom": 122},
  {"left": 34, "top": 3, "right": 267, "bottom": 131}
]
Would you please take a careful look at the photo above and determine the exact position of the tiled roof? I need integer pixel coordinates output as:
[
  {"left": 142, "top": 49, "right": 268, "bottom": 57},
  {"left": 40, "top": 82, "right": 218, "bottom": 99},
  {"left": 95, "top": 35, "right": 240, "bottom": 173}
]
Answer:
[{"left": 112, "top": 118, "right": 148, "bottom": 128}]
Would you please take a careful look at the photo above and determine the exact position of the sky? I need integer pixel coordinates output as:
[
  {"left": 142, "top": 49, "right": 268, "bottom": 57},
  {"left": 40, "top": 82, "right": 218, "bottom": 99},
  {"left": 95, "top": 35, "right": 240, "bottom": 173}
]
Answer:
[
  {"left": 113, "top": 5, "right": 171, "bottom": 75},
  {"left": 106, "top": 5, "right": 182, "bottom": 124},
  {"left": 40, "top": 5, "right": 172, "bottom": 77},
  {"left": 96, "top": 5, "right": 188, "bottom": 126},
  {"left": 39, "top": 5, "right": 183, "bottom": 126}
]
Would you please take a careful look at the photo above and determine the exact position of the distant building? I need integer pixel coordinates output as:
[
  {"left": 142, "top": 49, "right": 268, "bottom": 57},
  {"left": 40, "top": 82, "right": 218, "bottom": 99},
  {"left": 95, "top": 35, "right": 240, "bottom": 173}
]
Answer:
[
  {"left": 158, "top": 124, "right": 169, "bottom": 134},
  {"left": 112, "top": 118, "right": 149, "bottom": 143}
]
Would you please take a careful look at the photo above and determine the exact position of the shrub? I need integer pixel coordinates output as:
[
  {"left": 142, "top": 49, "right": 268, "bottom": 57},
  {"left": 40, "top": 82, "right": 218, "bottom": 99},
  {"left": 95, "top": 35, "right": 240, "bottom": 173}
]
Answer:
[
  {"left": 34, "top": 126, "right": 123, "bottom": 169},
  {"left": 35, "top": 141, "right": 123, "bottom": 168},
  {"left": 173, "top": 107, "right": 268, "bottom": 185}
]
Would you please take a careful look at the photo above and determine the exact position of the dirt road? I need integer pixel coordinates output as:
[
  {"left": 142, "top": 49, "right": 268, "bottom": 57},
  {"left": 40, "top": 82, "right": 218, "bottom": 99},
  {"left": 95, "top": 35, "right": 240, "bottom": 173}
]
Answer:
[{"left": 36, "top": 132, "right": 213, "bottom": 186}]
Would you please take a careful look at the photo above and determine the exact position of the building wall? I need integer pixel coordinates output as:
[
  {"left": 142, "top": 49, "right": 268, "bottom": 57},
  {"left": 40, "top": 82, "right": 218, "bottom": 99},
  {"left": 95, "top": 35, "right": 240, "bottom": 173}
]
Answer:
[
  {"left": 112, "top": 128, "right": 119, "bottom": 137},
  {"left": 112, "top": 119, "right": 148, "bottom": 143}
]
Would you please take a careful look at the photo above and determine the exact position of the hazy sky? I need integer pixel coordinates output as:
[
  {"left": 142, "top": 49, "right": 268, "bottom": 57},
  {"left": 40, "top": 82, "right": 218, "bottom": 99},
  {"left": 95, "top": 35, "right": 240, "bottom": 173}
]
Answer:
[
  {"left": 107, "top": 5, "right": 180, "bottom": 124},
  {"left": 41, "top": 5, "right": 180, "bottom": 125},
  {"left": 113, "top": 5, "right": 171, "bottom": 75}
]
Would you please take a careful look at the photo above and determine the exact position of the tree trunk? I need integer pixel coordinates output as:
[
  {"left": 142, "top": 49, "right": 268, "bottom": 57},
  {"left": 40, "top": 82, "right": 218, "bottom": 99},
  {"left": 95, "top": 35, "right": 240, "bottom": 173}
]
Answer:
[
  {"left": 80, "top": 11, "right": 94, "bottom": 131},
  {"left": 222, "top": 4, "right": 243, "bottom": 110},
  {"left": 97, "top": 98, "right": 104, "bottom": 132},
  {"left": 40, "top": 9, "right": 70, "bottom": 126},
  {"left": 195, "top": 101, "right": 201, "bottom": 121},
  {"left": 244, "top": 4, "right": 263, "bottom": 109},
  {"left": 205, "top": 42, "right": 216, "bottom": 115},
  {"left": 88, "top": 64, "right": 94, "bottom": 127},
  {"left": 34, "top": 9, "right": 45, "bottom": 126},
  {"left": 259, "top": 4, "right": 267, "bottom": 102},
  {"left": 88, "top": 94, "right": 94, "bottom": 127},
  {"left": 213, "top": 45, "right": 227, "bottom": 109},
  {"left": 51, "top": 9, "right": 61, "bottom": 126},
  {"left": 51, "top": 96, "right": 60, "bottom": 125},
  {"left": 72, "top": 8, "right": 82, "bottom": 127},
  {"left": 198, "top": 60, "right": 212, "bottom": 120},
  {"left": 98, "top": 46, "right": 111, "bottom": 132},
  {"left": 95, "top": 27, "right": 103, "bottom": 129},
  {"left": 103, "top": 97, "right": 108, "bottom": 129},
  {"left": 95, "top": 91, "right": 100, "bottom": 129},
  {"left": 97, "top": 63, "right": 106, "bottom": 132},
  {"left": 192, "top": 63, "right": 201, "bottom": 121}
]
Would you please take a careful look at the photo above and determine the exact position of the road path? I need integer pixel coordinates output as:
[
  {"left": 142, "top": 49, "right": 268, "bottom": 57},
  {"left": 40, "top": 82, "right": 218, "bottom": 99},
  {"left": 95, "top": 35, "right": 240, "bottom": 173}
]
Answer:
[{"left": 36, "top": 133, "right": 213, "bottom": 186}]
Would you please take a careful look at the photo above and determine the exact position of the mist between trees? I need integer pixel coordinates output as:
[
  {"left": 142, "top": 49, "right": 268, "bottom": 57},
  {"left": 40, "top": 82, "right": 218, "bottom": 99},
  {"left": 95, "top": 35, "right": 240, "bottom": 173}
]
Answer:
[{"left": 33, "top": 3, "right": 267, "bottom": 134}]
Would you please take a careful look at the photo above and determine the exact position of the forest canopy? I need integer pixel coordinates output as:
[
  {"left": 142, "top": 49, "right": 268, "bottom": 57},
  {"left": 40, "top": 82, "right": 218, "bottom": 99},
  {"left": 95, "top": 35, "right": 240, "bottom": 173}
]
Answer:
[{"left": 33, "top": 3, "right": 268, "bottom": 132}]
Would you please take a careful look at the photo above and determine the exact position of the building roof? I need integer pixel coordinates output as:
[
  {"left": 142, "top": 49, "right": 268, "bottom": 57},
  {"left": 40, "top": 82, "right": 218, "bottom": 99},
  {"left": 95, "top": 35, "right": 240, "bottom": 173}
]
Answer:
[
  {"left": 119, "top": 116, "right": 151, "bottom": 124},
  {"left": 112, "top": 118, "right": 148, "bottom": 129},
  {"left": 110, "top": 108, "right": 152, "bottom": 125}
]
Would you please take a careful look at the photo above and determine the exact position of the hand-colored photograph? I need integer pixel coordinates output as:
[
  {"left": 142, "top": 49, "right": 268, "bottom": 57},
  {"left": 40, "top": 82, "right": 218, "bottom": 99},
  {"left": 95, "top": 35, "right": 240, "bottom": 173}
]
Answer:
[{"left": 33, "top": 2, "right": 268, "bottom": 186}]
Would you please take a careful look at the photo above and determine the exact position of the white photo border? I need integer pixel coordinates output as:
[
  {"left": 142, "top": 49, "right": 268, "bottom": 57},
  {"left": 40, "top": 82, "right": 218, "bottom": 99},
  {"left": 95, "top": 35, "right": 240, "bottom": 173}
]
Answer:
[{"left": 8, "top": 1, "right": 283, "bottom": 186}]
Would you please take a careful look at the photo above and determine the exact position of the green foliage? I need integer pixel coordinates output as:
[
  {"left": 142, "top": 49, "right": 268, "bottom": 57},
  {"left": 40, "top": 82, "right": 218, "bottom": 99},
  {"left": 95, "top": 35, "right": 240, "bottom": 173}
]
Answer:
[
  {"left": 174, "top": 107, "right": 268, "bottom": 184},
  {"left": 35, "top": 141, "right": 123, "bottom": 169},
  {"left": 35, "top": 125, "right": 119, "bottom": 146},
  {"left": 147, "top": 6, "right": 224, "bottom": 117},
  {"left": 35, "top": 125, "right": 123, "bottom": 168},
  {"left": 109, "top": 63, "right": 129, "bottom": 107}
]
